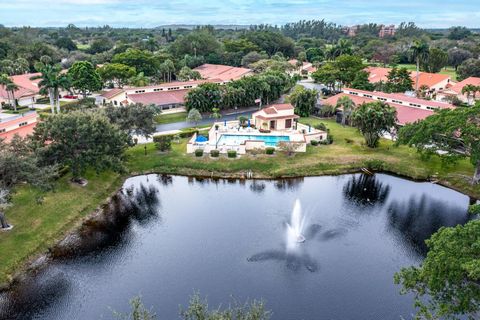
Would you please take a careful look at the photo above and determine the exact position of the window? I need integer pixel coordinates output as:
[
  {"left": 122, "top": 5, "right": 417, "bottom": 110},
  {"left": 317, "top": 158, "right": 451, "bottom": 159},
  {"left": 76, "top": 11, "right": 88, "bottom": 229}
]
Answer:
[
  {"left": 184, "top": 85, "right": 193, "bottom": 89},
  {"left": 363, "top": 94, "right": 372, "bottom": 98},
  {"left": 134, "top": 90, "right": 145, "bottom": 93},
  {"left": 0, "top": 128, "right": 5, "bottom": 133},
  {"left": 409, "top": 103, "right": 421, "bottom": 108},
  {"left": 114, "top": 100, "right": 118, "bottom": 106},
  {"left": 285, "top": 119, "right": 292, "bottom": 128},
  {"left": 349, "top": 91, "right": 359, "bottom": 96},
  {"left": 167, "top": 87, "right": 180, "bottom": 91},
  {"left": 392, "top": 100, "right": 403, "bottom": 104},
  {"left": 378, "top": 97, "right": 387, "bottom": 101},
  {"left": 153, "top": 88, "right": 163, "bottom": 92},
  {"left": 18, "top": 122, "right": 28, "bottom": 127}
]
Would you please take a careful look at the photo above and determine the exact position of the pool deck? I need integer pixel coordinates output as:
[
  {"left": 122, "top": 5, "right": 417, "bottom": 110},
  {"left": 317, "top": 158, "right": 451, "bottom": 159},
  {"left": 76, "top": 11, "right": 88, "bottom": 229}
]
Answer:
[{"left": 187, "top": 120, "right": 327, "bottom": 154}]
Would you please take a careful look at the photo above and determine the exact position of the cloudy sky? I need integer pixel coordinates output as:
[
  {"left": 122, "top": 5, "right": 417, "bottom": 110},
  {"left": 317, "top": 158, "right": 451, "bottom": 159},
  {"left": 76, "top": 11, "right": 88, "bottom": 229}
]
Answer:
[{"left": 0, "top": 0, "right": 478, "bottom": 28}]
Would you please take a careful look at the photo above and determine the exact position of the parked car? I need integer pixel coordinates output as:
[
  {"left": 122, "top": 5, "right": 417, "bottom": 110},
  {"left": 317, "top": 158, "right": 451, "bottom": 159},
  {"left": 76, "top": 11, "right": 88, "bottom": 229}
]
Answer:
[{"left": 63, "top": 95, "right": 78, "bottom": 99}]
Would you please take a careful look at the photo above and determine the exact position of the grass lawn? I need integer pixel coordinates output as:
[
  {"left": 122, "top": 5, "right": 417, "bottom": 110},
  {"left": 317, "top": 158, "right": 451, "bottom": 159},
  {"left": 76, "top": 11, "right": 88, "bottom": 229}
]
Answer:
[
  {"left": 1, "top": 117, "right": 479, "bottom": 285},
  {"left": 154, "top": 112, "right": 187, "bottom": 124},
  {"left": 398, "top": 64, "right": 458, "bottom": 81}
]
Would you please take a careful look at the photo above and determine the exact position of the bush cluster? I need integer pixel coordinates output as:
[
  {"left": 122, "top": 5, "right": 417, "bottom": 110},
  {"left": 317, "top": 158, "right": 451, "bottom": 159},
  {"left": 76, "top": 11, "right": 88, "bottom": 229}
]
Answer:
[
  {"left": 227, "top": 150, "right": 237, "bottom": 158},
  {"left": 210, "top": 150, "right": 220, "bottom": 157},
  {"left": 310, "top": 140, "right": 319, "bottom": 146},
  {"left": 153, "top": 135, "right": 173, "bottom": 151},
  {"left": 195, "top": 149, "right": 204, "bottom": 157},
  {"left": 265, "top": 147, "right": 275, "bottom": 155}
]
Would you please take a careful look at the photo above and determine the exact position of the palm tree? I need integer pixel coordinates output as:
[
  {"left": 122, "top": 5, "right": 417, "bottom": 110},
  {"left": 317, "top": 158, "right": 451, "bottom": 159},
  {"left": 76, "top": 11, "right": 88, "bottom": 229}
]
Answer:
[
  {"left": 336, "top": 96, "right": 355, "bottom": 126},
  {"left": 410, "top": 40, "right": 429, "bottom": 93},
  {"left": 32, "top": 64, "right": 70, "bottom": 114},
  {"left": 6, "top": 82, "right": 18, "bottom": 112},
  {"left": 0, "top": 74, "right": 18, "bottom": 111},
  {"left": 462, "top": 84, "right": 476, "bottom": 105}
]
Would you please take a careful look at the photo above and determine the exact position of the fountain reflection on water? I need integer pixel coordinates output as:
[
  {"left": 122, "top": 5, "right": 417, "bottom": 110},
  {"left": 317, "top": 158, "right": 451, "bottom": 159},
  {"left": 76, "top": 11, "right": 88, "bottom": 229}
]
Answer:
[{"left": 286, "top": 199, "right": 306, "bottom": 249}]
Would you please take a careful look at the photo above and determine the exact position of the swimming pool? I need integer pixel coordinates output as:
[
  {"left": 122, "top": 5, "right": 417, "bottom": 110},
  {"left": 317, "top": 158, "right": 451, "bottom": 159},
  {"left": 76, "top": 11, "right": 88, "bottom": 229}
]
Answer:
[{"left": 217, "top": 134, "right": 290, "bottom": 147}]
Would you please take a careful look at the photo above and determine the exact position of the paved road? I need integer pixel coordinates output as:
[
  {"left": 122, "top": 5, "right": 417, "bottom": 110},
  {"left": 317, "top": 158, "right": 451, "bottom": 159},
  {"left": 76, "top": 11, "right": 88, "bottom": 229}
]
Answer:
[{"left": 155, "top": 109, "right": 258, "bottom": 132}]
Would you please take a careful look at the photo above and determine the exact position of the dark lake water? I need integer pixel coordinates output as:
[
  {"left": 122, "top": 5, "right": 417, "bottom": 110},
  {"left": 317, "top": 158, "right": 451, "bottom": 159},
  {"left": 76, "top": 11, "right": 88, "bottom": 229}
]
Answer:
[{"left": 0, "top": 174, "right": 472, "bottom": 320}]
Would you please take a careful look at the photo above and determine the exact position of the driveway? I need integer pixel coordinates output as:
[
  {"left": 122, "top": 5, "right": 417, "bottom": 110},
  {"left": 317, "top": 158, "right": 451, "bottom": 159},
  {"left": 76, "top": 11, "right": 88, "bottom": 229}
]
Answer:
[{"left": 155, "top": 109, "right": 258, "bottom": 132}]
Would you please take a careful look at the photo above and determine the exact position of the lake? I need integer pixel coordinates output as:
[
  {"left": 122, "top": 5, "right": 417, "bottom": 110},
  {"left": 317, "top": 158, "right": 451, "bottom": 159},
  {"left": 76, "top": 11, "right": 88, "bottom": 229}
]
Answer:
[{"left": 0, "top": 173, "right": 471, "bottom": 320}]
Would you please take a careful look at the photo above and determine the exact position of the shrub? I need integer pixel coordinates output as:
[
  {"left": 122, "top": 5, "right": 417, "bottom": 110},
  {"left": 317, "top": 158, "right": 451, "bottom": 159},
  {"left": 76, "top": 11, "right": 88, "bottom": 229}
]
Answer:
[
  {"left": 326, "top": 134, "right": 334, "bottom": 144},
  {"left": 227, "top": 150, "right": 237, "bottom": 158},
  {"left": 195, "top": 149, "right": 204, "bottom": 157},
  {"left": 153, "top": 135, "right": 173, "bottom": 151},
  {"left": 310, "top": 140, "right": 318, "bottom": 146},
  {"left": 179, "top": 128, "right": 199, "bottom": 138},
  {"left": 265, "top": 147, "right": 275, "bottom": 155},
  {"left": 210, "top": 149, "right": 220, "bottom": 157},
  {"left": 364, "top": 159, "right": 385, "bottom": 171},
  {"left": 468, "top": 204, "right": 480, "bottom": 216},
  {"left": 314, "top": 123, "right": 327, "bottom": 131}
]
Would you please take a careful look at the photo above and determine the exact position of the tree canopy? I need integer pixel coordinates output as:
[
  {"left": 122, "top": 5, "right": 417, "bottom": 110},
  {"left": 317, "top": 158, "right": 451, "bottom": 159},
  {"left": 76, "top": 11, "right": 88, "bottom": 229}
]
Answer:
[
  {"left": 351, "top": 101, "right": 397, "bottom": 148},
  {"left": 32, "top": 111, "right": 129, "bottom": 180},
  {"left": 397, "top": 104, "right": 480, "bottom": 183}
]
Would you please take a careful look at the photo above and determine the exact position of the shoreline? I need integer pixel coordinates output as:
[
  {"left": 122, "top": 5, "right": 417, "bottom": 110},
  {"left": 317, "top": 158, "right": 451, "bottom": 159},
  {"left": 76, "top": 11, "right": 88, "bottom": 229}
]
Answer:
[{"left": 1, "top": 166, "right": 478, "bottom": 291}]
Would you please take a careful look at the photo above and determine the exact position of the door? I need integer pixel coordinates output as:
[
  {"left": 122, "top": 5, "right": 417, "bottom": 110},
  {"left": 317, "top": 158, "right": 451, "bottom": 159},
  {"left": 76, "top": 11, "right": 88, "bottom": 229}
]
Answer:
[
  {"left": 270, "top": 120, "right": 276, "bottom": 129},
  {"left": 285, "top": 119, "right": 292, "bottom": 128}
]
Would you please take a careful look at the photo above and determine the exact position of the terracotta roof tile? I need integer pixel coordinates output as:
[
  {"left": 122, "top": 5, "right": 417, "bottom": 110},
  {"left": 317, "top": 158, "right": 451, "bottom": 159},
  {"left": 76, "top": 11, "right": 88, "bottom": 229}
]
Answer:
[
  {"left": 193, "top": 64, "right": 251, "bottom": 82},
  {"left": 448, "top": 77, "right": 480, "bottom": 94},
  {"left": 127, "top": 89, "right": 188, "bottom": 106}
]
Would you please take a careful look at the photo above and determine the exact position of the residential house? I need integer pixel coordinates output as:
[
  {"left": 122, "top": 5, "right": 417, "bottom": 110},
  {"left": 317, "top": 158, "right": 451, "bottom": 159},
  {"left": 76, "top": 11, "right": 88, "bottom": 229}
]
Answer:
[
  {"left": 365, "top": 66, "right": 453, "bottom": 93},
  {"left": 193, "top": 64, "right": 252, "bottom": 83},
  {"left": 379, "top": 25, "right": 396, "bottom": 38},
  {"left": 96, "top": 79, "right": 221, "bottom": 111},
  {"left": 0, "top": 72, "right": 42, "bottom": 109},
  {"left": 0, "top": 111, "right": 38, "bottom": 142},
  {"left": 288, "top": 59, "right": 316, "bottom": 76},
  {"left": 437, "top": 77, "right": 480, "bottom": 105},
  {"left": 252, "top": 104, "right": 299, "bottom": 130},
  {"left": 322, "top": 88, "right": 455, "bottom": 126}
]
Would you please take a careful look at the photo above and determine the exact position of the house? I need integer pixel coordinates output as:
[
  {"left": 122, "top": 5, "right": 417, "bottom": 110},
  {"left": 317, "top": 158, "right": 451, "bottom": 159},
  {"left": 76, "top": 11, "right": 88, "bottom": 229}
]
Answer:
[
  {"left": 365, "top": 67, "right": 453, "bottom": 92},
  {"left": 96, "top": 79, "right": 220, "bottom": 110},
  {"left": 0, "top": 111, "right": 38, "bottom": 142},
  {"left": 288, "top": 59, "right": 316, "bottom": 76},
  {"left": 252, "top": 104, "right": 300, "bottom": 130},
  {"left": 193, "top": 64, "right": 252, "bottom": 82},
  {"left": 437, "top": 77, "right": 480, "bottom": 105},
  {"left": 322, "top": 88, "right": 455, "bottom": 126},
  {"left": 0, "top": 72, "right": 42, "bottom": 109}
]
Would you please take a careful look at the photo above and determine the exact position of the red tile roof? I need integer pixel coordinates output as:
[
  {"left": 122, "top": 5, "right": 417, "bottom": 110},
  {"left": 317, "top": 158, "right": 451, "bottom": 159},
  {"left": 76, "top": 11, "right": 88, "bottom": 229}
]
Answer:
[
  {"left": 127, "top": 89, "right": 188, "bottom": 106},
  {"left": 448, "top": 77, "right": 480, "bottom": 94},
  {"left": 10, "top": 73, "right": 41, "bottom": 94},
  {"left": 0, "top": 122, "right": 36, "bottom": 142},
  {"left": 194, "top": 64, "right": 251, "bottom": 82},
  {"left": 99, "top": 88, "right": 124, "bottom": 99},
  {"left": 323, "top": 93, "right": 440, "bottom": 125},
  {"left": 365, "top": 67, "right": 451, "bottom": 88},
  {"left": 344, "top": 88, "right": 454, "bottom": 109}
]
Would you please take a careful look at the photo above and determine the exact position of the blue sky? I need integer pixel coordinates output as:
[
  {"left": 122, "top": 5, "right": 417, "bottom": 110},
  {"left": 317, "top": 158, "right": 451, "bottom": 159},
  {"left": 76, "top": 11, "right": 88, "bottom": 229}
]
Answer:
[{"left": 0, "top": 0, "right": 478, "bottom": 28}]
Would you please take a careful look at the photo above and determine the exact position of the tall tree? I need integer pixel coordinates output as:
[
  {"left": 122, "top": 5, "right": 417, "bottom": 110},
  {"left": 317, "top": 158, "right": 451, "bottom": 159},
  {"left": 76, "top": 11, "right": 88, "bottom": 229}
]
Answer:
[
  {"left": 351, "top": 101, "right": 397, "bottom": 148},
  {"left": 32, "top": 110, "right": 129, "bottom": 182},
  {"left": 288, "top": 85, "right": 318, "bottom": 117},
  {"left": 394, "top": 220, "right": 480, "bottom": 319},
  {"left": 457, "top": 59, "right": 480, "bottom": 81},
  {"left": 336, "top": 96, "right": 355, "bottom": 126},
  {"left": 103, "top": 103, "right": 160, "bottom": 143},
  {"left": 397, "top": 104, "right": 480, "bottom": 184},
  {"left": 97, "top": 63, "right": 136, "bottom": 88},
  {"left": 421, "top": 48, "right": 448, "bottom": 73},
  {"left": 410, "top": 40, "right": 430, "bottom": 92},
  {"left": 385, "top": 67, "right": 414, "bottom": 93},
  {"left": 32, "top": 64, "right": 71, "bottom": 114},
  {"left": 68, "top": 61, "right": 102, "bottom": 99}
]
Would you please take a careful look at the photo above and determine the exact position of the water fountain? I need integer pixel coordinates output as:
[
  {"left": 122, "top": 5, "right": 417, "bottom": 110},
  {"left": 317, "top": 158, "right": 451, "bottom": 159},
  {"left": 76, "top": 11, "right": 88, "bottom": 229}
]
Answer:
[{"left": 286, "top": 199, "right": 306, "bottom": 248}]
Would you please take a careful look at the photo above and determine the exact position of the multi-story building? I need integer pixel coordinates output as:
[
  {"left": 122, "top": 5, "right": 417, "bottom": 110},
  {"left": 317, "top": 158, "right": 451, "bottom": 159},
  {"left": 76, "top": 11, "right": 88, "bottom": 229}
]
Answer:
[{"left": 379, "top": 25, "right": 396, "bottom": 38}]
